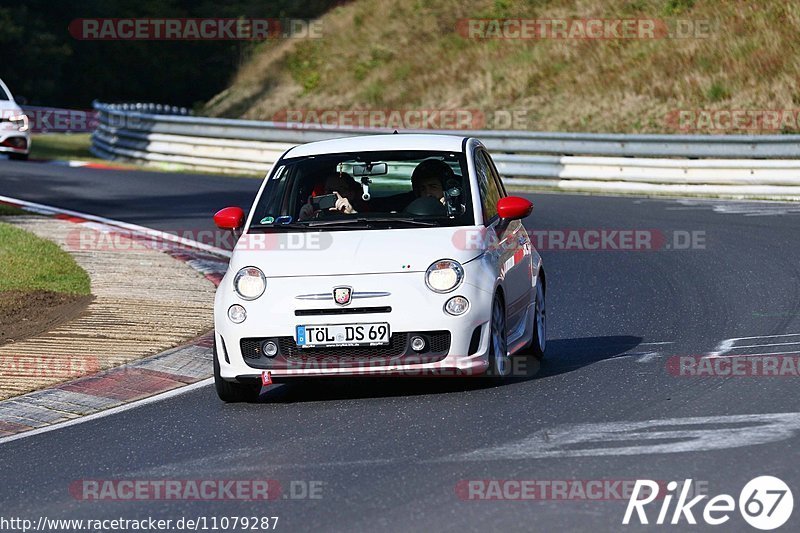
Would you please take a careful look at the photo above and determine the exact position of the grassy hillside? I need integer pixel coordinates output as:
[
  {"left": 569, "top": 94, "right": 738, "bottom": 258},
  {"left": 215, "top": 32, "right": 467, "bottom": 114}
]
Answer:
[{"left": 203, "top": 0, "right": 800, "bottom": 133}]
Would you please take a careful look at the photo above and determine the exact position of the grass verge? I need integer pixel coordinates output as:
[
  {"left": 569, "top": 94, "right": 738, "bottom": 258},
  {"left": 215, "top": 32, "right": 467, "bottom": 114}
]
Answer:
[
  {"left": 30, "top": 133, "right": 94, "bottom": 161},
  {"left": 0, "top": 204, "right": 27, "bottom": 216},
  {"left": 30, "top": 133, "right": 141, "bottom": 169},
  {"left": 0, "top": 222, "right": 90, "bottom": 295}
]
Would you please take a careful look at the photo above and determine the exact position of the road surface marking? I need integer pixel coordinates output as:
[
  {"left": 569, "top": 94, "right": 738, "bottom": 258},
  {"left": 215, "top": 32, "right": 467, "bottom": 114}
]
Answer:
[
  {"left": 446, "top": 412, "right": 800, "bottom": 461},
  {"left": 708, "top": 333, "right": 800, "bottom": 357}
]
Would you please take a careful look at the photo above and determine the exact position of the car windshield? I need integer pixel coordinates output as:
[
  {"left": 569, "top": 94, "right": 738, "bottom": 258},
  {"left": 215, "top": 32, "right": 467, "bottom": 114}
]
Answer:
[{"left": 249, "top": 150, "right": 474, "bottom": 230}]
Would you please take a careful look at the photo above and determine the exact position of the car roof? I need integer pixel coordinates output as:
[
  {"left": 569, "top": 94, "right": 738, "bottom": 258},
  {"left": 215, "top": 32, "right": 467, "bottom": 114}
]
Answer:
[{"left": 284, "top": 134, "right": 467, "bottom": 158}]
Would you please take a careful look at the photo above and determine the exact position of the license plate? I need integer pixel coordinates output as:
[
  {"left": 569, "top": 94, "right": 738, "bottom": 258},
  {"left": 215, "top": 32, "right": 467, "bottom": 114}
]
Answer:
[{"left": 295, "top": 323, "right": 390, "bottom": 348}]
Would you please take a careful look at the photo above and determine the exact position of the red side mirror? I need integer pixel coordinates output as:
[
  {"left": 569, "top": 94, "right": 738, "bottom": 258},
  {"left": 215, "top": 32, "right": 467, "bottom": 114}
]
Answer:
[
  {"left": 214, "top": 206, "right": 245, "bottom": 230},
  {"left": 497, "top": 196, "right": 533, "bottom": 221}
]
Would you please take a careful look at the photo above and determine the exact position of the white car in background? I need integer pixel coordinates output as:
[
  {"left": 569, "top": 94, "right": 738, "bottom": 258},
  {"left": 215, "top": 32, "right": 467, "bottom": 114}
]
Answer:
[
  {"left": 212, "top": 134, "right": 546, "bottom": 402},
  {"left": 0, "top": 78, "right": 30, "bottom": 160}
]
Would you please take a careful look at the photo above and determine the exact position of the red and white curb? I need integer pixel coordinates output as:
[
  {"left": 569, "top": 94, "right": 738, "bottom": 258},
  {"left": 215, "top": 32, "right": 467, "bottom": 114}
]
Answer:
[
  {"left": 0, "top": 196, "right": 229, "bottom": 443},
  {"left": 5, "top": 155, "right": 132, "bottom": 171},
  {"left": 41, "top": 159, "right": 130, "bottom": 170}
]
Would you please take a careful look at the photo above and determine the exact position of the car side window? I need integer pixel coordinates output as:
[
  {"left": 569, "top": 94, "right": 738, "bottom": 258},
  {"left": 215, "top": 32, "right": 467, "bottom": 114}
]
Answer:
[
  {"left": 475, "top": 150, "right": 501, "bottom": 224},
  {"left": 253, "top": 165, "right": 292, "bottom": 222},
  {"left": 484, "top": 151, "right": 507, "bottom": 197}
]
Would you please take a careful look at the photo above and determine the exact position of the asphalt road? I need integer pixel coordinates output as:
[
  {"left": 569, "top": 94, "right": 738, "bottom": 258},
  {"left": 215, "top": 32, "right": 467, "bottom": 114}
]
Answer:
[
  {"left": 2, "top": 158, "right": 800, "bottom": 532},
  {"left": 0, "top": 160, "right": 261, "bottom": 233}
]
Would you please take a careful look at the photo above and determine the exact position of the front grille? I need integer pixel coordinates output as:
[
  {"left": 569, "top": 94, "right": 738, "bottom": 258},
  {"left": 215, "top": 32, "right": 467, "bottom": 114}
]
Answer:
[
  {"left": 295, "top": 306, "right": 392, "bottom": 316},
  {"left": 428, "top": 332, "right": 451, "bottom": 353},
  {"left": 240, "top": 331, "right": 451, "bottom": 369},
  {"left": 241, "top": 338, "right": 266, "bottom": 360}
]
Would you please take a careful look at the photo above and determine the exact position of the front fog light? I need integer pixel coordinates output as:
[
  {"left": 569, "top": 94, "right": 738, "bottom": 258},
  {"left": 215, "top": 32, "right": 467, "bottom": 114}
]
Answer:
[
  {"left": 228, "top": 304, "right": 247, "bottom": 323},
  {"left": 410, "top": 336, "right": 426, "bottom": 352},
  {"left": 262, "top": 340, "right": 278, "bottom": 357},
  {"left": 444, "top": 296, "right": 469, "bottom": 316}
]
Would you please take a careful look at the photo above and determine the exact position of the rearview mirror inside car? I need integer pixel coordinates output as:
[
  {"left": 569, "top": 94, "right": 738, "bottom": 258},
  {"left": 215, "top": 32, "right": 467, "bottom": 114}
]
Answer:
[{"left": 350, "top": 162, "right": 388, "bottom": 176}]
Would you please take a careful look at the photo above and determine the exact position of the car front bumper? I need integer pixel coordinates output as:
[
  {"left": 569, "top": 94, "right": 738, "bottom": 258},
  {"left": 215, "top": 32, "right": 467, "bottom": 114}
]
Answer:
[
  {"left": 0, "top": 127, "right": 30, "bottom": 155},
  {"left": 214, "top": 270, "right": 495, "bottom": 380}
]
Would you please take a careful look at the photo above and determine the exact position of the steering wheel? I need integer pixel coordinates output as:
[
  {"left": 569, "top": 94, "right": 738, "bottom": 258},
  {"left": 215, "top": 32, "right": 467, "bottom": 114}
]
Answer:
[{"left": 404, "top": 196, "right": 446, "bottom": 216}]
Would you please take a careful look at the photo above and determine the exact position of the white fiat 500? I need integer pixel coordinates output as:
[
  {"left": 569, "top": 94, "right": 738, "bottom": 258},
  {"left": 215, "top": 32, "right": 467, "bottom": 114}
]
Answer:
[{"left": 212, "top": 134, "right": 546, "bottom": 402}]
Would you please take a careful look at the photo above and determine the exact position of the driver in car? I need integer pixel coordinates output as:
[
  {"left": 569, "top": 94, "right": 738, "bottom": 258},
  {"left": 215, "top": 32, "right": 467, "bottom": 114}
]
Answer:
[
  {"left": 404, "top": 158, "right": 468, "bottom": 218},
  {"left": 298, "top": 171, "right": 362, "bottom": 220},
  {"left": 410, "top": 159, "right": 456, "bottom": 204}
]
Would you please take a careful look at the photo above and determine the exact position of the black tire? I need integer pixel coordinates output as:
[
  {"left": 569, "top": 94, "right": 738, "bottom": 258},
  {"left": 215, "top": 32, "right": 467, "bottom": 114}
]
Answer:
[
  {"left": 213, "top": 341, "right": 261, "bottom": 403},
  {"left": 9, "top": 152, "right": 28, "bottom": 161},
  {"left": 529, "top": 276, "right": 546, "bottom": 360},
  {"left": 486, "top": 294, "right": 511, "bottom": 380}
]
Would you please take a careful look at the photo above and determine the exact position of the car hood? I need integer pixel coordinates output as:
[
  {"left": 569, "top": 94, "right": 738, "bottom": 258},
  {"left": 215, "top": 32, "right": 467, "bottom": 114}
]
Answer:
[
  {"left": 0, "top": 100, "right": 23, "bottom": 115},
  {"left": 231, "top": 226, "right": 483, "bottom": 277}
]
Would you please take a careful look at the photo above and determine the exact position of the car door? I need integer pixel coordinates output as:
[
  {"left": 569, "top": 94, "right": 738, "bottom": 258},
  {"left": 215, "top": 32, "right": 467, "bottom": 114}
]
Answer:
[{"left": 474, "top": 148, "right": 530, "bottom": 340}]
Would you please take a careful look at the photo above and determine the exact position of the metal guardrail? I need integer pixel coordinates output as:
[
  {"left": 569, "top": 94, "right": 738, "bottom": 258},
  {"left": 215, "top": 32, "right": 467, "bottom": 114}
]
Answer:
[
  {"left": 99, "top": 102, "right": 193, "bottom": 116},
  {"left": 91, "top": 102, "right": 800, "bottom": 199}
]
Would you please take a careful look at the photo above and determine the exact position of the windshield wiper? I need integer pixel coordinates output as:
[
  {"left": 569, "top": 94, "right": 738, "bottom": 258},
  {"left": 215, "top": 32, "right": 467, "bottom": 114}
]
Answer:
[
  {"left": 249, "top": 222, "right": 314, "bottom": 230},
  {"left": 251, "top": 217, "right": 442, "bottom": 230},
  {"left": 306, "top": 217, "right": 440, "bottom": 227},
  {"left": 363, "top": 217, "right": 441, "bottom": 226}
]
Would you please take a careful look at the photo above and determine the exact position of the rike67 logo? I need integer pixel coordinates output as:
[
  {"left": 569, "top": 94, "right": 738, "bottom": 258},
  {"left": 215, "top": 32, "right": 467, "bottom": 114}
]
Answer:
[{"left": 623, "top": 477, "right": 793, "bottom": 530}]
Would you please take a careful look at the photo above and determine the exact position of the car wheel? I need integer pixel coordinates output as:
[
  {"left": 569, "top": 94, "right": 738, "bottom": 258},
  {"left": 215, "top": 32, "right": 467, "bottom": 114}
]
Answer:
[
  {"left": 530, "top": 277, "right": 546, "bottom": 359},
  {"left": 9, "top": 153, "right": 28, "bottom": 161},
  {"left": 213, "top": 341, "right": 261, "bottom": 403},
  {"left": 487, "top": 294, "right": 511, "bottom": 379}
]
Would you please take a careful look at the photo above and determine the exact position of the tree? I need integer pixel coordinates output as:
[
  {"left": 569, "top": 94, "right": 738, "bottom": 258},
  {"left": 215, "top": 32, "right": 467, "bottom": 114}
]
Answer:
[{"left": 0, "top": 0, "right": 340, "bottom": 108}]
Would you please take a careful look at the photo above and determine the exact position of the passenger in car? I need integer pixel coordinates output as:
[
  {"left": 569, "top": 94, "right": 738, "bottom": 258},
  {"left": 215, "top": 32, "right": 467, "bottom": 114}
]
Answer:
[{"left": 298, "top": 172, "right": 363, "bottom": 220}]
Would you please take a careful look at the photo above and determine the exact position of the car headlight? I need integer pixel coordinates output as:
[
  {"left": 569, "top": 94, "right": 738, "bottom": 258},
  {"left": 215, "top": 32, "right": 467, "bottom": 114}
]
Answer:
[
  {"left": 9, "top": 115, "right": 29, "bottom": 132},
  {"left": 233, "top": 267, "right": 266, "bottom": 300},
  {"left": 425, "top": 259, "right": 464, "bottom": 293}
]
